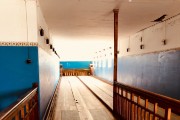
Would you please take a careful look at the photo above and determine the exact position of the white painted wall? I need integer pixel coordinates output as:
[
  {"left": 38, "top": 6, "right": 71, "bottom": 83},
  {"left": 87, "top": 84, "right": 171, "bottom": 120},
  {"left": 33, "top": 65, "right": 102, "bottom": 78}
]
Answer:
[
  {"left": 0, "top": 0, "right": 37, "bottom": 42},
  {"left": 118, "top": 15, "right": 180, "bottom": 57},
  {"left": 37, "top": 1, "right": 52, "bottom": 47},
  {"left": 37, "top": 2, "right": 60, "bottom": 118}
]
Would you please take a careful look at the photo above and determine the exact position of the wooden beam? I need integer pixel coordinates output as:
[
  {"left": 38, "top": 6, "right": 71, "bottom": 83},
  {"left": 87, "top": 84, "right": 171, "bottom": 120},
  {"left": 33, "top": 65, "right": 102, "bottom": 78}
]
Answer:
[
  {"left": 113, "top": 9, "right": 119, "bottom": 116},
  {"left": 113, "top": 9, "right": 119, "bottom": 83}
]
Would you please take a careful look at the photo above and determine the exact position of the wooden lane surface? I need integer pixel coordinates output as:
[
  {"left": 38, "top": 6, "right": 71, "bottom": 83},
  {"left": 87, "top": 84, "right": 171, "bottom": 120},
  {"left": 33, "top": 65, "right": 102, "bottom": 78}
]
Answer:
[
  {"left": 54, "top": 76, "right": 79, "bottom": 120},
  {"left": 54, "top": 76, "right": 115, "bottom": 120},
  {"left": 77, "top": 76, "right": 113, "bottom": 110},
  {"left": 78, "top": 76, "right": 113, "bottom": 97}
]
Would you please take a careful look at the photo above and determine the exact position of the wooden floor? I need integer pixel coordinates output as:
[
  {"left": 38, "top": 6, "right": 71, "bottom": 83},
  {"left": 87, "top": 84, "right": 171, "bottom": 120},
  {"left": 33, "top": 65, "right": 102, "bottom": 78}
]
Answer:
[
  {"left": 54, "top": 76, "right": 115, "bottom": 120},
  {"left": 77, "top": 76, "right": 113, "bottom": 110}
]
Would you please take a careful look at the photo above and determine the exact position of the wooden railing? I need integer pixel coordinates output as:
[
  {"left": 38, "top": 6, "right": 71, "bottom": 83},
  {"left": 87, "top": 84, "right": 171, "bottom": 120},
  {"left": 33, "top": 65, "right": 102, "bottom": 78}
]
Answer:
[
  {"left": 62, "top": 69, "right": 91, "bottom": 76},
  {"left": 0, "top": 83, "right": 39, "bottom": 120},
  {"left": 43, "top": 79, "right": 61, "bottom": 120},
  {"left": 113, "top": 82, "right": 180, "bottom": 120}
]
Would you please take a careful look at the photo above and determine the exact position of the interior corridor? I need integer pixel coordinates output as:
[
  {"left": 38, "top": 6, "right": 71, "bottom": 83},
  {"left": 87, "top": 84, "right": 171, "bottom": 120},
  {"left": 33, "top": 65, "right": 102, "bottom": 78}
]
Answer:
[{"left": 53, "top": 76, "right": 180, "bottom": 120}]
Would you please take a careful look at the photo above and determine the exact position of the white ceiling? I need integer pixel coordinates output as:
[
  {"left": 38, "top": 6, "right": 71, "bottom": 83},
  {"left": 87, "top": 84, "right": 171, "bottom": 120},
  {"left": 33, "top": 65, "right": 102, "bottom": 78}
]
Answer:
[{"left": 39, "top": 0, "right": 180, "bottom": 61}]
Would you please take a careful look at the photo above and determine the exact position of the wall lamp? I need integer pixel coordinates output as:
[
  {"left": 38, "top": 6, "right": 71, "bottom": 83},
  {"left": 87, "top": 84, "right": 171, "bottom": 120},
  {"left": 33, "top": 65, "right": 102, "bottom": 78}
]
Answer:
[
  {"left": 46, "top": 38, "right": 49, "bottom": 44},
  {"left": 162, "top": 39, "right": 167, "bottom": 45},
  {"left": 50, "top": 44, "right": 53, "bottom": 49},
  {"left": 40, "top": 28, "right": 44, "bottom": 36},
  {"left": 140, "top": 44, "right": 144, "bottom": 49}
]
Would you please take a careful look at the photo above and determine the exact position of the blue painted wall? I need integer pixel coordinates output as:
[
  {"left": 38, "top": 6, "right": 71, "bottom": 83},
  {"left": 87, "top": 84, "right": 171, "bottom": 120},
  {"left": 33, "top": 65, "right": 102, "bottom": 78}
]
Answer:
[
  {"left": 60, "top": 61, "right": 92, "bottom": 69},
  {"left": 94, "top": 59, "right": 113, "bottom": 82},
  {"left": 0, "top": 46, "right": 39, "bottom": 111},
  {"left": 94, "top": 50, "right": 180, "bottom": 99}
]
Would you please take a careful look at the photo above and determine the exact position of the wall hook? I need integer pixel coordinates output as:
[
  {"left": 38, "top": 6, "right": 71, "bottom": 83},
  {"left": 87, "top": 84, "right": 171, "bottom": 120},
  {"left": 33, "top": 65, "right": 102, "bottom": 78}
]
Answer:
[
  {"left": 140, "top": 44, "right": 144, "bottom": 49},
  {"left": 162, "top": 39, "right": 167, "bottom": 45},
  {"left": 46, "top": 38, "right": 49, "bottom": 44},
  {"left": 50, "top": 44, "right": 53, "bottom": 49},
  {"left": 140, "top": 37, "right": 143, "bottom": 42}
]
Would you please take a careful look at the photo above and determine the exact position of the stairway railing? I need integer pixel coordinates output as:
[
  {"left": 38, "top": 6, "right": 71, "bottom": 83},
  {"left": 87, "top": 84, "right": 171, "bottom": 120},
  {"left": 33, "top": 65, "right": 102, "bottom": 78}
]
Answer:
[
  {"left": 113, "top": 81, "right": 180, "bottom": 120},
  {"left": 0, "top": 83, "right": 39, "bottom": 120}
]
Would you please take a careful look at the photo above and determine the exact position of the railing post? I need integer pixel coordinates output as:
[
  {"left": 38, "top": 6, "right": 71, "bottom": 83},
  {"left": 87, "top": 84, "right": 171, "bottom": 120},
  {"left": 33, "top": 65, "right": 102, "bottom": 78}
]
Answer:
[
  {"left": 131, "top": 93, "right": 135, "bottom": 120},
  {"left": 21, "top": 108, "right": 25, "bottom": 119},
  {"left": 32, "top": 83, "right": 39, "bottom": 120},
  {"left": 113, "top": 8, "right": 119, "bottom": 117},
  {"left": 145, "top": 99, "right": 149, "bottom": 120},
  {"left": 165, "top": 108, "right": 171, "bottom": 120}
]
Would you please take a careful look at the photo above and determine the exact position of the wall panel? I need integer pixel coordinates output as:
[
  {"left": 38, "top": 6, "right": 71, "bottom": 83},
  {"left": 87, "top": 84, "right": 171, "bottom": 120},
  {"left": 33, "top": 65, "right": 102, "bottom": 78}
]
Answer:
[
  {"left": 60, "top": 61, "right": 92, "bottom": 69},
  {"left": 0, "top": 46, "right": 39, "bottom": 111},
  {"left": 38, "top": 47, "right": 59, "bottom": 119},
  {"left": 117, "top": 50, "right": 180, "bottom": 99}
]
